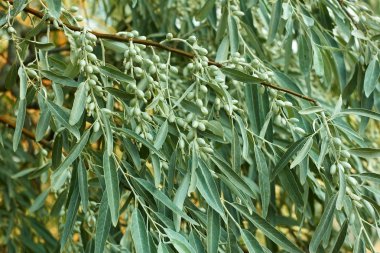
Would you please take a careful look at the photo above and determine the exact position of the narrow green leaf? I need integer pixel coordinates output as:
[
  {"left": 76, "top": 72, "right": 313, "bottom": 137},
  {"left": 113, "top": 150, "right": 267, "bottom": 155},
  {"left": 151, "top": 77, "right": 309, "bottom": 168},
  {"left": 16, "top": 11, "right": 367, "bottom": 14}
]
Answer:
[
  {"left": 268, "top": 0, "right": 282, "bottom": 43},
  {"left": 18, "top": 67, "right": 27, "bottom": 100},
  {"left": 36, "top": 107, "right": 51, "bottom": 141},
  {"left": 232, "top": 128, "right": 241, "bottom": 172},
  {"left": 207, "top": 208, "right": 220, "bottom": 253},
  {"left": 222, "top": 68, "right": 263, "bottom": 84},
  {"left": 337, "top": 108, "right": 380, "bottom": 122},
  {"left": 330, "top": 220, "right": 348, "bottom": 253},
  {"left": 196, "top": 0, "right": 216, "bottom": 20},
  {"left": 46, "top": 0, "right": 61, "bottom": 19},
  {"left": 298, "top": 34, "right": 312, "bottom": 75},
  {"left": 131, "top": 209, "right": 151, "bottom": 253},
  {"left": 348, "top": 148, "right": 380, "bottom": 158},
  {"left": 101, "top": 111, "right": 113, "bottom": 156},
  {"left": 13, "top": 99, "right": 26, "bottom": 151},
  {"left": 240, "top": 229, "right": 264, "bottom": 253},
  {"left": 61, "top": 187, "right": 80, "bottom": 249},
  {"left": 51, "top": 129, "right": 90, "bottom": 190},
  {"left": 363, "top": 58, "right": 380, "bottom": 97},
  {"left": 228, "top": 16, "right": 239, "bottom": 53},
  {"left": 94, "top": 194, "right": 112, "bottom": 253},
  {"left": 299, "top": 106, "right": 324, "bottom": 115},
  {"left": 103, "top": 152, "right": 120, "bottom": 226},
  {"left": 290, "top": 137, "right": 313, "bottom": 169},
  {"left": 29, "top": 188, "right": 50, "bottom": 212},
  {"left": 351, "top": 172, "right": 380, "bottom": 184},
  {"left": 271, "top": 137, "right": 308, "bottom": 180},
  {"left": 173, "top": 173, "right": 190, "bottom": 231},
  {"left": 336, "top": 167, "right": 346, "bottom": 210},
  {"left": 77, "top": 159, "right": 89, "bottom": 213},
  {"left": 99, "top": 65, "right": 135, "bottom": 84},
  {"left": 309, "top": 194, "right": 338, "bottom": 253},
  {"left": 164, "top": 228, "right": 196, "bottom": 253},
  {"left": 254, "top": 145, "right": 270, "bottom": 218},
  {"left": 232, "top": 203, "right": 303, "bottom": 253},
  {"left": 41, "top": 70, "right": 79, "bottom": 87},
  {"left": 69, "top": 82, "right": 87, "bottom": 125},
  {"left": 154, "top": 120, "right": 168, "bottom": 150},
  {"left": 46, "top": 100, "right": 80, "bottom": 140}
]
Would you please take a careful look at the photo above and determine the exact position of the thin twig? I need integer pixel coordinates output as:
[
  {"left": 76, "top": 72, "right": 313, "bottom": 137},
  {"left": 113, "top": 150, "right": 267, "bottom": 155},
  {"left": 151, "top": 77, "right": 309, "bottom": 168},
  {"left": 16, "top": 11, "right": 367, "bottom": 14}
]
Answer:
[
  {"left": 5, "top": 0, "right": 317, "bottom": 104},
  {"left": 0, "top": 115, "right": 52, "bottom": 149}
]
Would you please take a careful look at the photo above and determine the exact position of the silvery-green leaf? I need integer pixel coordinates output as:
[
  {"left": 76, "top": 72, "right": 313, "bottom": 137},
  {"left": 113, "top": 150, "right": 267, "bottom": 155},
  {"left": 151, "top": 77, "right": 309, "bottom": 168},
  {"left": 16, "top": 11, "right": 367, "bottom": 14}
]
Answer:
[
  {"left": 290, "top": 137, "right": 313, "bottom": 169},
  {"left": 69, "top": 82, "right": 87, "bottom": 125},
  {"left": 103, "top": 152, "right": 120, "bottom": 226}
]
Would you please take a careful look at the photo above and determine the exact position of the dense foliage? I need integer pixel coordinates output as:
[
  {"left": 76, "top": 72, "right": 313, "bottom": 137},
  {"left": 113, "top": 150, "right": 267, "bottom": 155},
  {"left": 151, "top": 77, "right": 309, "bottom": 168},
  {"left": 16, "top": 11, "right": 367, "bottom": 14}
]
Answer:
[{"left": 1, "top": 0, "right": 380, "bottom": 252}]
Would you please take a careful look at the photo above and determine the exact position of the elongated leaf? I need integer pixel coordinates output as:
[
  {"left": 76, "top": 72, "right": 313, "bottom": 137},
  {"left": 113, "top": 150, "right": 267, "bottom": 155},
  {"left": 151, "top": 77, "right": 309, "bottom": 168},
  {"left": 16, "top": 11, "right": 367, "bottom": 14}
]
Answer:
[
  {"left": 69, "top": 82, "right": 87, "bottom": 125},
  {"left": 101, "top": 111, "right": 113, "bottom": 156},
  {"left": 363, "top": 58, "right": 380, "bottom": 97},
  {"left": 299, "top": 106, "right": 324, "bottom": 115},
  {"left": 94, "top": 193, "right": 111, "bottom": 253},
  {"left": 154, "top": 120, "right": 168, "bottom": 149},
  {"left": 103, "top": 152, "right": 120, "bottom": 226},
  {"left": 134, "top": 178, "right": 198, "bottom": 225},
  {"left": 271, "top": 137, "right": 308, "bottom": 180},
  {"left": 228, "top": 16, "right": 239, "bottom": 53},
  {"left": 222, "top": 68, "right": 263, "bottom": 84},
  {"left": 351, "top": 173, "right": 380, "bottom": 184},
  {"left": 51, "top": 129, "right": 90, "bottom": 190},
  {"left": 197, "top": 160, "right": 224, "bottom": 215},
  {"left": 348, "top": 148, "right": 380, "bottom": 158},
  {"left": 254, "top": 145, "right": 270, "bottom": 218},
  {"left": 46, "top": 0, "right": 61, "bottom": 19},
  {"left": 268, "top": 0, "right": 282, "bottom": 43},
  {"left": 77, "top": 159, "right": 89, "bottom": 213},
  {"left": 100, "top": 65, "right": 135, "bottom": 84},
  {"left": 336, "top": 167, "right": 346, "bottom": 210},
  {"left": 164, "top": 228, "right": 196, "bottom": 253},
  {"left": 13, "top": 99, "right": 26, "bottom": 151},
  {"left": 29, "top": 188, "right": 50, "bottom": 212},
  {"left": 207, "top": 208, "right": 220, "bottom": 253},
  {"left": 309, "top": 194, "right": 338, "bottom": 253},
  {"left": 196, "top": 0, "right": 216, "bottom": 20},
  {"left": 36, "top": 107, "right": 51, "bottom": 141},
  {"left": 337, "top": 109, "right": 380, "bottom": 121},
  {"left": 47, "top": 100, "right": 80, "bottom": 140},
  {"left": 18, "top": 67, "right": 27, "bottom": 100},
  {"left": 290, "top": 137, "right": 313, "bottom": 169},
  {"left": 131, "top": 209, "right": 151, "bottom": 253},
  {"left": 41, "top": 70, "right": 79, "bottom": 87},
  {"left": 61, "top": 187, "right": 80, "bottom": 249},
  {"left": 173, "top": 173, "right": 190, "bottom": 231},
  {"left": 330, "top": 220, "right": 348, "bottom": 253},
  {"left": 232, "top": 203, "right": 303, "bottom": 253},
  {"left": 240, "top": 229, "right": 264, "bottom": 253}
]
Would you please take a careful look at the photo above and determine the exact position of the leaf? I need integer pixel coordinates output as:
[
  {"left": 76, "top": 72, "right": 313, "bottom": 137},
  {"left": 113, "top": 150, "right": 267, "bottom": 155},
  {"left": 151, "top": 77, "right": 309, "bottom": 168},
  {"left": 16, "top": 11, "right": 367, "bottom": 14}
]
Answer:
[
  {"left": 240, "top": 229, "right": 264, "bottom": 253},
  {"left": 254, "top": 145, "right": 270, "bottom": 218},
  {"left": 330, "top": 220, "right": 348, "bottom": 253},
  {"left": 207, "top": 207, "right": 220, "bottom": 253},
  {"left": 336, "top": 108, "right": 380, "bottom": 122},
  {"left": 101, "top": 111, "right": 113, "bottom": 156},
  {"left": 309, "top": 194, "right": 338, "bottom": 253},
  {"left": 348, "top": 148, "right": 380, "bottom": 158},
  {"left": 18, "top": 67, "right": 27, "bottom": 100},
  {"left": 164, "top": 228, "right": 196, "bottom": 253},
  {"left": 46, "top": 100, "right": 80, "bottom": 140},
  {"left": 154, "top": 120, "right": 168, "bottom": 150},
  {"left": 94, "top": 194, "right": 112, "bottom": 253},
  {"left": 131, "top": 209, "right": 151, "bottom": 253},
  {"left": 41, "top": 70, "right": 79, "bottom": 87},
  {"left": 232, "top": 128, "right": 241, "bottom": 172},
  {"left": 299, "top": 106, "right": 324, "bottom": 115},
  {"left": 351, "top": 173, "right": 380, "bottom": 184},
  {"left": 51, "top": 129, "right": 90, "bottom": 191},
  {"left": 196, "top": 0, "right": 216, "bottom": 20},
  {"left": 298, "top": 34, "right": 312, "bottom": 75},
  {"left": 29, "top": 188, "right": 50, "bottom": 212},
  {"left": 271, "top": 137, "right": 308, "bottom": 180},
  {"left": 36, "top": 107, "right": 51, "bottom": 141},
  {"left": 232, "top": 203, "right": 303, "bottom": 253},
  {"left": 77, "top": 159, "right": 89, "bottom": 213},
  {"left": 46, "top": 0, "right": 61, "bottom": 19},
  {"left": 228, "top": 16, "right": 239, "bottom": 53},
  {"left": 336, "top": 167, "right": 346, "bottom": 210},
  {"left": 69, "top": 82, "right": 87, "bottom": 125},
  {"left": 196, "top": 160, "right": 224, "bottom": 215},
  {"left": 222, "top": 68, "right": 263, "bottom": 84},
  {"left": 13, "top": 99, "right": 26, "bottom": 151},
  {"left": 363, "top": 58, "right": 380, "bottom": 97},
  {"left": 103, "top": 152, "right": 120, "bottom": 226},
  {"left": 99, "top": 65, "right": 135, "bottom": 84},
  {"left": 173, "top": 173, "right": 190, "bottom": 231},
  {"left": 268, "top": 0, "right": 282, "bottom": 43},
  {"left": 134, "top": 178, "right": 198, "bottom": 225},
  {"left": 61, "top": 187, "right": 80, "bottom": 249},
  {"left": 290, "top": 137, "right": 313, "bottom": 169}
]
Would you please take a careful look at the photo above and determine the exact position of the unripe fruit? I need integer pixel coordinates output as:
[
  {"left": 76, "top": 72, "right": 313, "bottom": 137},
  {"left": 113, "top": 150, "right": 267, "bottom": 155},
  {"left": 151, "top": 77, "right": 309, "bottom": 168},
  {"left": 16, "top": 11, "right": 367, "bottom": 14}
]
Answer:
[
  {"left": 88, "top": 79, "right": 96, "bottom": 86},
  {"left": 289, "top": 118, "right": 299, "bottom": 124},
  {"left": 330, "top": 164, "right": 337, "bottom": 175},
  {"left": 294, "top": 127, "right": 306, "bottom": 135},
  {"left": 196, "top": 99, "right": 203, "bottom": 107},
  {"left": 93, "top": 121, "right": 100, "bottom": 132},
  {"left": 341, "top": 150, "right": 351, "bottom": 158},
  {"left": 201, "top": 107, "right": 208, "bottom": 115},
  {"left": 333, "top": 137, "right": 343, "bottom": 146},
  {"left": 88, "top": 53, "right": 97, "bottom": 61},
  {"left": 166, "top": 33, "right": 173, "bottom": 40},
  {"left": 79, "top": 60, "right": 86, "bottom": 67},
  {"left": 179, "top": 139, "right": 185, "bottom": 149},
  {"left": 192, "top": 120, "right": 199, "bottom": 128},
  {"left": 134, "top": 107, "right": 141, "bottom": 116},
  {"left": 347, "top": 177, "right": 358, "bottom": 186},
  {"left": 340, "top": 161, "right": 351, "bottom": 170},
  {"left": 70, "top": 6, "right": 79, "bottom": 12},
  {"left": 152, "top": 55, "right": 160, "bottom": 63},
  {"left": 198, "top": 122, "right": 206, "bottom": 131},
  {"left": 85, "top": 65, "right": 94, "bottom": 74},
  {"left": 276, "top": 100, "right": 285, "bottom": 107},
  {"left": 188, "top": 35, "right": 197, "bottom": 43},
  {"left": 200, "top": 85, "right": 208, "bottom": 93},
  {"left": 26, "top": 69, "right": 38, "bottom": 78},
  {"left": 197, "top": 138, "right": 206, "bottom": 146},
  {"left": 7, "top": 27, "right": 16, "bottom": 34},
  {"left": 85, "top": 45, "right": 93, "bottom": 52}
]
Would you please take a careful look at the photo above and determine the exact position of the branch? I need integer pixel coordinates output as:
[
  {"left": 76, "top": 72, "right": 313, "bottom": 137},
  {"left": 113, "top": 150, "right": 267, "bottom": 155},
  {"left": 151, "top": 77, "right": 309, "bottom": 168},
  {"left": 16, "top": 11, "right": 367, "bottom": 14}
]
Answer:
[
  {"left": 0, "top": 115, "right": 52, "bottom": 149},
  {"left": 5, "top": 0, "right": 317, "bottom": 104}
]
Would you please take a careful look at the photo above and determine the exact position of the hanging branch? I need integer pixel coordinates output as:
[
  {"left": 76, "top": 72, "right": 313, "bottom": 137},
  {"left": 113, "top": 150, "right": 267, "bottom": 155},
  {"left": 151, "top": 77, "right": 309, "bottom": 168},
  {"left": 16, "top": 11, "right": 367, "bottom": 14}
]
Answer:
[{"left": 4, "top": 0, "right": 317, "bottom": 104}]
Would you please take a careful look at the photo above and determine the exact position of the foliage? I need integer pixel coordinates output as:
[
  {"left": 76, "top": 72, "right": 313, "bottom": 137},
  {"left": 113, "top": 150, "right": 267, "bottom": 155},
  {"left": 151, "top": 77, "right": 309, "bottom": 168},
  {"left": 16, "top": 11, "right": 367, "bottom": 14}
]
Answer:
[{"left": 1, "top": 0, "right": 380, "bottom": 252}]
